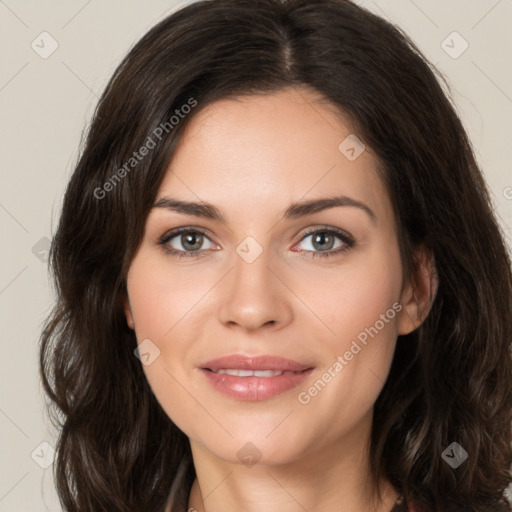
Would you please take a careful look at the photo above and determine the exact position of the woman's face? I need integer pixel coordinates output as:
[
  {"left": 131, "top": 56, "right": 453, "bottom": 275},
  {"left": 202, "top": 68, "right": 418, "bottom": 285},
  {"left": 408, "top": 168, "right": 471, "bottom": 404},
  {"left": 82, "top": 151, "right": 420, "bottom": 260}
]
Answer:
[{"left": 125, "top": 86, "right": 415, "bottom": 466}]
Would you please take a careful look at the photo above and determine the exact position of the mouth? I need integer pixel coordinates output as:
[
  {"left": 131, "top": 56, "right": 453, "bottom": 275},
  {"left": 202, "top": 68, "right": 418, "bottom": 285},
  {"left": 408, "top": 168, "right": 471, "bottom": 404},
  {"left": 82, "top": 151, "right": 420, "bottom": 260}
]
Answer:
[{"left": 199, "top": 354, "right": 314, "bottom": 401}]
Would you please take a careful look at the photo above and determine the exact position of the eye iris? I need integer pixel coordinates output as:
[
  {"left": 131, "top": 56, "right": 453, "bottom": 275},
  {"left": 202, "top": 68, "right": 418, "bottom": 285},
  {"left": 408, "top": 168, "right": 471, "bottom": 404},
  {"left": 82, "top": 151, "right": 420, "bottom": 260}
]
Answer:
[
  {"left": 312, "top": 232, "right": 335, "bottom": 251},
  {"left": 182, "top": 232, "right": 203, "bottom": 251}
]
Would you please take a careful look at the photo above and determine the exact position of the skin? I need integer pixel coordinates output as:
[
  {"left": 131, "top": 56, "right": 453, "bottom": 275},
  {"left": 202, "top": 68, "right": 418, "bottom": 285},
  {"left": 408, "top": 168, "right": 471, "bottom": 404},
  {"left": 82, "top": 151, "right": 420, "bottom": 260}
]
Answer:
[{"left": 124, "top": 86, "right": 436, "bottom": 512}]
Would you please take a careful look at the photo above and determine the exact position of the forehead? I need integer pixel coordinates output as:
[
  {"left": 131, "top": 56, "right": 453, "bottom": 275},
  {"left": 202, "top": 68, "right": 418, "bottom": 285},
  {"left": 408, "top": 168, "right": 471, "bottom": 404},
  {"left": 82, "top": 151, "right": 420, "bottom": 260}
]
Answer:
[{"left": 156, "top": 87, "right": 391, "bottom": 224}]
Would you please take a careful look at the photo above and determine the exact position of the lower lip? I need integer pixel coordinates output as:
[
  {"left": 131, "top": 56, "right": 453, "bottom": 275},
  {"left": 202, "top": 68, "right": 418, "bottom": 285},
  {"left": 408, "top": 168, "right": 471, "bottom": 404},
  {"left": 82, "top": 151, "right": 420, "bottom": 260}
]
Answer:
[{"left": 200, "top": 368, "right": 313, "bottom": 401}]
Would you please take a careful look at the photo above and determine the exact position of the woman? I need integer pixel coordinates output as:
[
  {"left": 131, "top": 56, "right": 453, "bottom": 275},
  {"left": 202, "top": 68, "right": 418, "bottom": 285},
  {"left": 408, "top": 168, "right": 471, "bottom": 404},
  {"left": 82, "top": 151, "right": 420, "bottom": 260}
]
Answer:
[{"left": 39, "top": 0, "right": 512, "bottom": 511}]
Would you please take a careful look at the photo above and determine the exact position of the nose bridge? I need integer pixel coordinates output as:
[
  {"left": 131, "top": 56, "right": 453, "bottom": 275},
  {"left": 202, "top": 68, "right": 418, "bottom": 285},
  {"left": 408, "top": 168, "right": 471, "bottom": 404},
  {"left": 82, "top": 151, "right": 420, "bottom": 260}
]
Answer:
[{"left": 218, "top": 240, "right": 292, "bottom": 331}]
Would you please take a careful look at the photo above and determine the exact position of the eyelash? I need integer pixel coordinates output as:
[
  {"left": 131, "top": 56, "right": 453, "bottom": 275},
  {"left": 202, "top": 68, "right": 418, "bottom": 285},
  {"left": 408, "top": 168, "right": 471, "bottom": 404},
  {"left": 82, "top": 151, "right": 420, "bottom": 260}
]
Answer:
[{"left": 158, "top": 226, "right": 355, "bottom": 260}]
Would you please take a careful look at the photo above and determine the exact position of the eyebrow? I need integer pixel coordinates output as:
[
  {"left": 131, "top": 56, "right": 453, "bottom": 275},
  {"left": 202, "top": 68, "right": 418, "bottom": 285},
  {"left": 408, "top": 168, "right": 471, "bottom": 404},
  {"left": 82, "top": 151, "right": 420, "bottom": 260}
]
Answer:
[{"left": 152, "top": 195, "right": 377, "bottom": 224}]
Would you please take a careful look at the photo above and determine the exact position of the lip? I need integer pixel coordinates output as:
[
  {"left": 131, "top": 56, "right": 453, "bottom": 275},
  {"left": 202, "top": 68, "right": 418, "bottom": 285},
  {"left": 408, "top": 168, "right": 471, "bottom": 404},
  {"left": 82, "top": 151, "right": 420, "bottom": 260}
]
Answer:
[
  {"left": 199, "top": 354, "right": 314, "bottom": 401},
  {"left": 200, "top": 354, "right": 312, "bottom": 372}
]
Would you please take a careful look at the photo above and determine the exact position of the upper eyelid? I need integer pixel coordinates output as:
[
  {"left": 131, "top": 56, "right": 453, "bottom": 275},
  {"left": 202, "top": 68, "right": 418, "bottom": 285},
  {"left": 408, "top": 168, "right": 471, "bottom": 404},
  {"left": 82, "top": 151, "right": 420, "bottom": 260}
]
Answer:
[{"left": 299, "top": 226, "right": 353, "bottom": 240}]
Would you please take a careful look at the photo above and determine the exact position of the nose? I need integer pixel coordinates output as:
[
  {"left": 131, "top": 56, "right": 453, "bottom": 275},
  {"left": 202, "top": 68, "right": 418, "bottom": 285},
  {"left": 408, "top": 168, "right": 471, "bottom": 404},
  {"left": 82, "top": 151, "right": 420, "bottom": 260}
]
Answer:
[{"left": 217, "top": 247, "right": 293, "bottom": 332}]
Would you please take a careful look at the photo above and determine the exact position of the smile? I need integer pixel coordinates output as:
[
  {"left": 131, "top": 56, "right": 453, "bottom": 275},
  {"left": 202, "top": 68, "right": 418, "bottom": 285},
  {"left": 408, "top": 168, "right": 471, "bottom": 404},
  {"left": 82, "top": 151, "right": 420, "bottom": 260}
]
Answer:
[{"left": 199, "top": 354, "right": 314, "bottom": 401}]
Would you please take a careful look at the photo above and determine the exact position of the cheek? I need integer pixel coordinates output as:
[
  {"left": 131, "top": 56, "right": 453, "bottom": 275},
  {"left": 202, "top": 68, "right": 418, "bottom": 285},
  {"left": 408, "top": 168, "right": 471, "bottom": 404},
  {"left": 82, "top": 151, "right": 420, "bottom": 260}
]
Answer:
[
  {"left": 127, "top": 253, "right": 208, "bottom": 339},
  {"left": 297, "top": 241, "right": 403, "bottom": 352},
  {"left": 330, "top": 265, "right": 400, "bottom": 349},
  {"left": 125, "top": 256, "right": 192, "bottom": 382},
  {"left": 295, "top": 241, "right": 403, "bottom": 409},
  {"left": 126, "top": 256, "right": 208, "bottom": 431}
]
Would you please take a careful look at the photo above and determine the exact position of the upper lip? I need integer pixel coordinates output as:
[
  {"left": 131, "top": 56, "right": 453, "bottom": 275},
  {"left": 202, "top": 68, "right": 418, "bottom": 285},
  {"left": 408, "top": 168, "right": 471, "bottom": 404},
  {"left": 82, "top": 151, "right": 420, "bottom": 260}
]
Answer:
[{"left": 200, "top": 354, "right": 313, "bottom": 372}]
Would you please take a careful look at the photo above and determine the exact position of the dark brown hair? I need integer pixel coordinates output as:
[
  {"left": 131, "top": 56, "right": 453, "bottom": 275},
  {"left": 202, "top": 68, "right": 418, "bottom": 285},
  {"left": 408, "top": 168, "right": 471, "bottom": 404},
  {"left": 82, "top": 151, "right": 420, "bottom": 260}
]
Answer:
[{"left": 39, "top": 0, "right": 512, "bottom": 510}]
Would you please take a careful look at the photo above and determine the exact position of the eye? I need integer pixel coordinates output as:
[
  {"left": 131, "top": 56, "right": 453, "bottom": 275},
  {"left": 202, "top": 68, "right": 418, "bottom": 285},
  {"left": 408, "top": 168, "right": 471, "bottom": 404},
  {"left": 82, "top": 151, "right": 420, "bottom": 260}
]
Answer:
[
  {"left": 158, "top": 226, "right": 355, "bottom": 260},
  {"left": 158, "top": 228, "right": 217, "bottom": 258},
  {"left": 293, "top": 227, "right": 355, "bottom": 259}
]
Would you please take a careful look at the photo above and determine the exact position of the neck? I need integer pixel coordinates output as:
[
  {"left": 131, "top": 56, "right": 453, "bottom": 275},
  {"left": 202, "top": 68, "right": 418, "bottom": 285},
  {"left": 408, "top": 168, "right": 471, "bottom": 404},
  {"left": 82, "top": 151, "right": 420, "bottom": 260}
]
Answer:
[{"left": 187, "top": 414, "right": 397, "bottom": 512}]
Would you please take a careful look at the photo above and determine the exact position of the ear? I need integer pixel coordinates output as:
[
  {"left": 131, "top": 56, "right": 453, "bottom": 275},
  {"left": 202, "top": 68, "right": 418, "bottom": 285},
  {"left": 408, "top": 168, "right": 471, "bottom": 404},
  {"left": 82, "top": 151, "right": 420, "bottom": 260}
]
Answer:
[
  {"left": 124, "top": 297, "right": 135, "bottom": 330},
  {"left": 397, "top": 244, "right": 438, "bottom": 336}
]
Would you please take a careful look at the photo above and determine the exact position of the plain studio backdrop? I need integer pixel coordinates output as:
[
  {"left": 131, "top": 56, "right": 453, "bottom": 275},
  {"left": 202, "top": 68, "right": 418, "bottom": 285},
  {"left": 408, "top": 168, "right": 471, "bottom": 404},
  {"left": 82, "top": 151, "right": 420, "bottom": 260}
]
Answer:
[{"left": 1, "top": 0, "right": 511, "bottom": 510}]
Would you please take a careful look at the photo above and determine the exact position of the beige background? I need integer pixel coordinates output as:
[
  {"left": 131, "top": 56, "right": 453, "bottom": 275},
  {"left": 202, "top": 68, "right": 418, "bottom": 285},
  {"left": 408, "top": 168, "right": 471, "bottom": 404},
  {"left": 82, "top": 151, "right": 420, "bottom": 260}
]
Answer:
[{"left": 1, "top": 0, "right": 511, "bottom": 510}]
